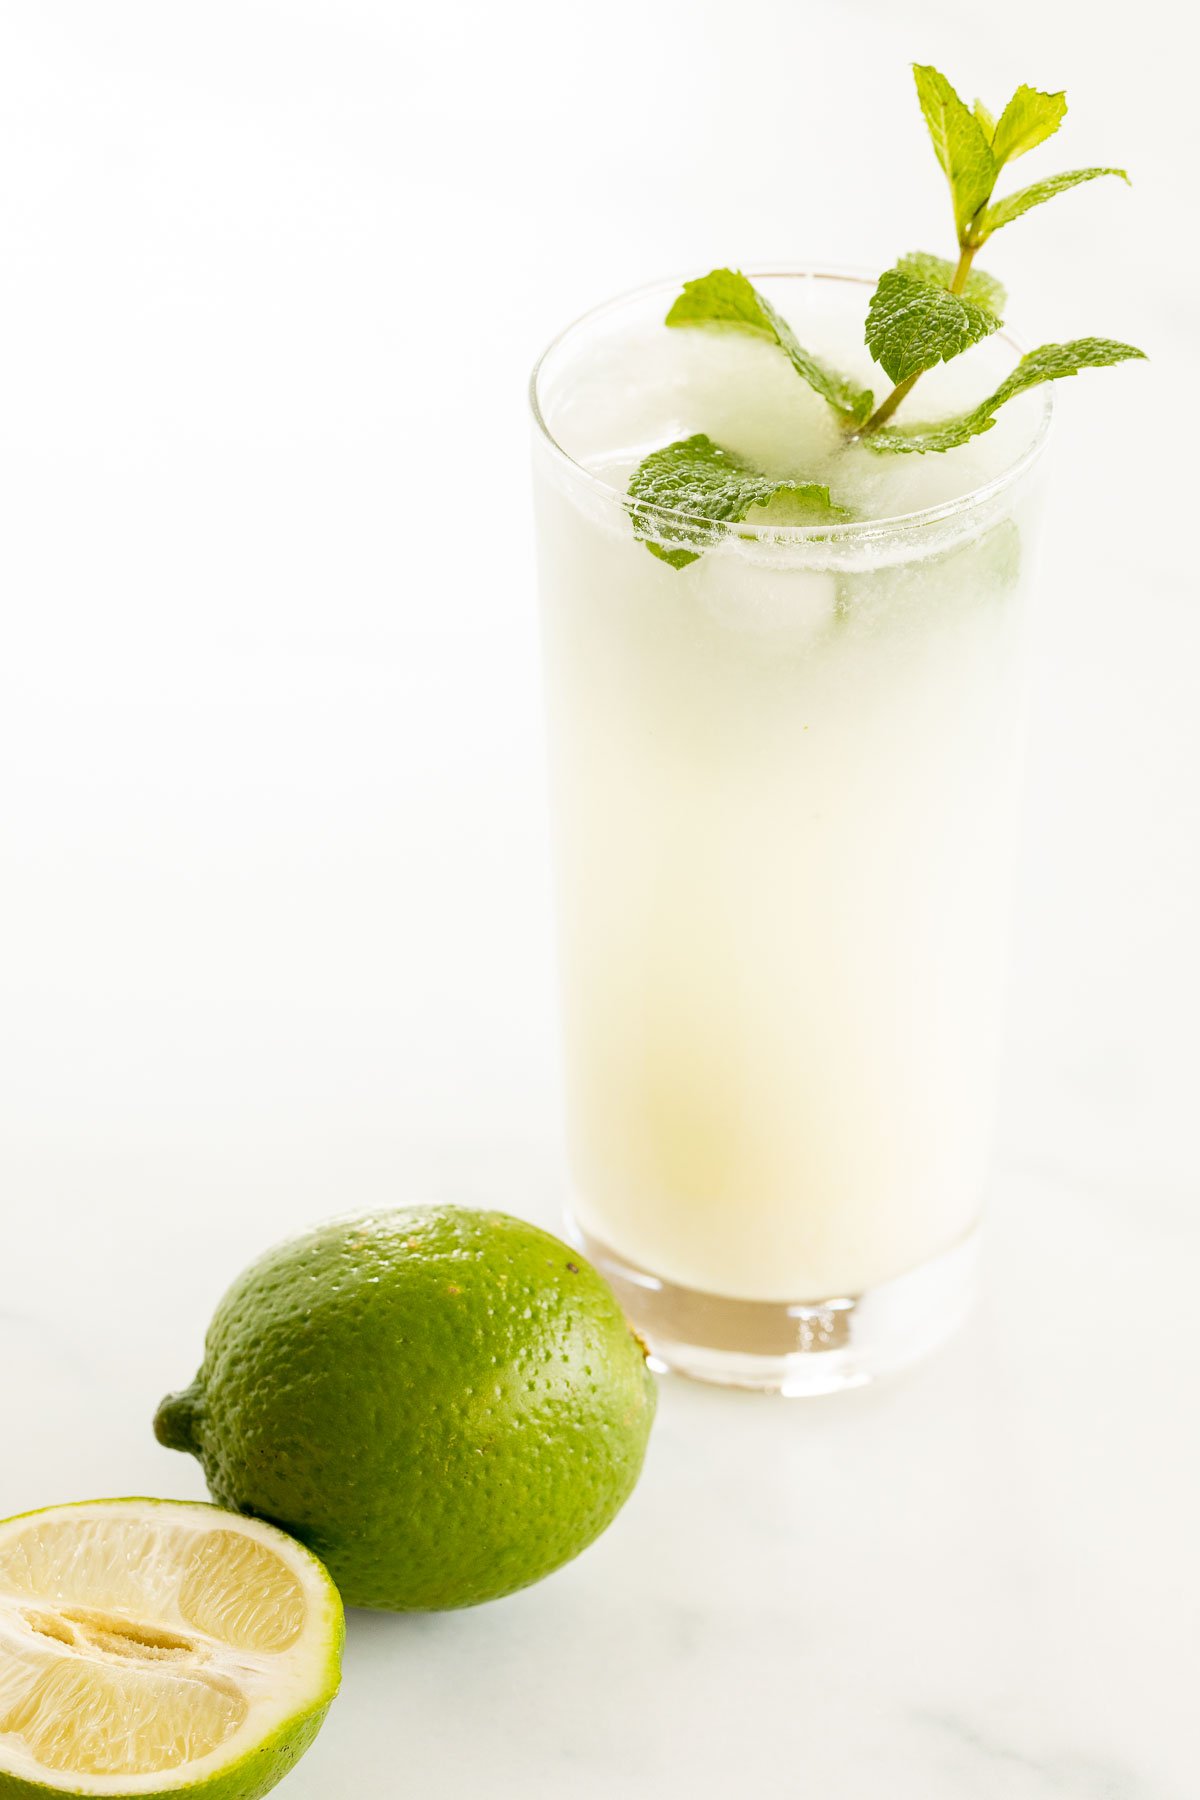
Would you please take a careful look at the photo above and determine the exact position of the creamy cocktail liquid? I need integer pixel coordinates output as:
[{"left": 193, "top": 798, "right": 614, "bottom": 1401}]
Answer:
[
  {"left": 526, "top": 54, "right": 1146, "bottom": 1389},
  {"left": 533, "top": 274, "right": 1049, "bottom": 1383}
]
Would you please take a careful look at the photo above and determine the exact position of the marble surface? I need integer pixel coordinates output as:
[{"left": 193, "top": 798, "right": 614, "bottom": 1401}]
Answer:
[
  {"left": 4, "top": 1148, "right": 1196, "bottom": 1798},
  {"left": 1, "top": 1, "right": 1197, "bottom": 1795}
]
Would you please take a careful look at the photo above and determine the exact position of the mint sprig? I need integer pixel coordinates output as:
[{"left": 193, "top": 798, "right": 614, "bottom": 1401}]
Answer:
[
  {"left": 866, "top": 338, "right": 1146, "bottom": 454},
  {"left": 625, "top": 63, "right": 1145, "bottom": 562},
  {"left": 627, "top": 434, "right": 849, "bottom": 569},
  {"left": 665, "top": 269, "right": 874, "bottom": 426},
  {"left": 910, "top": 67, "right": 1110, "bottom": 253},
  {"left": 856, "top": 63, "right": 1140, "bottom": 438}
]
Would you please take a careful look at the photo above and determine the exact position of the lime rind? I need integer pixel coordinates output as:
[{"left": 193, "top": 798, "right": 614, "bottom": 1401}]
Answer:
[{"left": 156, "top": 1206, "right": 657, "bottom": 1611}]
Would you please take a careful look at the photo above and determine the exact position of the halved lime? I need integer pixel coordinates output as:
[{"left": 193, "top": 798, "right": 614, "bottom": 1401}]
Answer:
[{"left": 0, "top": 1499, "right": 343, "bottom": 1799}]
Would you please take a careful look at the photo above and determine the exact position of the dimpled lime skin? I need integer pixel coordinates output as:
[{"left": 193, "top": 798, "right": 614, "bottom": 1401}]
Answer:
[{"left": 155, "top": 1208, "right": 657, "bottom": 1611}]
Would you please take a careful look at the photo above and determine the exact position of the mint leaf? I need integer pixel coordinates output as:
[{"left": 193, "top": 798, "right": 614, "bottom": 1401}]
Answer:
[
  {"left": 990, "top": 84, "right": 1067, "bottom": 166},
  {"left": 979, "top": 166, "right": 1129, "bottom": 237},
  {"left": 973, "top": 98, "right": 996, "bottom": 142},
  {"left": 912, "top": 64, "right": 997, "bottom": 241},
  {"left": 627, "top": 434, "right": 850, "bottom": 569},
  {"left": 865, "top": 267, "right": 1001, "bottom": 384},
  {"left": 893, "top": 251, "right": 1006, "bottom": 314},
  {"left": 666, "top": 268, "right": 874, "bottom": 425},
  {"left": 865, "top": 338, "right": 1146, "bottom": 454}
]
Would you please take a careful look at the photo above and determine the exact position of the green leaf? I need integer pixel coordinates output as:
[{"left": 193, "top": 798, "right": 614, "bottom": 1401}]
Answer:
[
  {"left": 865, "top": 337, "right": 1146, "bottom": 454},
  {"left": 990, "top": 84, "right": 1068, "bottom": 166},
  {"left": 912, "top": 63, "right": 998, "bottom": 240},
  {"left": 627, "top": 434, "right": 850, "bottom": 569},
  {"left": 893, "top": 251, "right": 1007, "bottom": 315},
  {"left": 979, "top": 166, "right": 1130, "bottom": 237},
  {"left": 973, "top": 98, "right": 996, "bottom": 142},
  {"left": 865, "top": 267, "right": 1002, "bottom": 384},
  {"left": 665, "top": 268, "right": 874, "bottom": 424}
]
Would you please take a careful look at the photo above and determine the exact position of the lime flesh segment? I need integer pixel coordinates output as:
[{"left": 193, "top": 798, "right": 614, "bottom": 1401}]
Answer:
[{"left": 0, "top": 1499, "right": 343, "bottom": 1798}]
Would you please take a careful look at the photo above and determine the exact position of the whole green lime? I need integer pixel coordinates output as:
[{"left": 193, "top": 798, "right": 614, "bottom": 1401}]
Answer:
[{"left": 154, "top": 1207, "right": 656, "bottom": 1611}]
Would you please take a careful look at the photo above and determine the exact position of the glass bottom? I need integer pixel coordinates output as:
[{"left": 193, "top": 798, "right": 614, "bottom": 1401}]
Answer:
[{"left": 572, "top": 1221, "right": 980, "bottom": 1395}]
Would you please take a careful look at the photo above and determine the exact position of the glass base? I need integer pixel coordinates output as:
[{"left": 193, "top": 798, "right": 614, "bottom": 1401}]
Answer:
[{"left": 572, "top": 1222, "right": 980, "bottom": 1395}]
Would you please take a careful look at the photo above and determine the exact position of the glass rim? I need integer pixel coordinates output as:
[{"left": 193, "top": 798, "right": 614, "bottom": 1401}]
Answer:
[{"left": 528, "top": 264, "right": 1053, "bottom": 546}]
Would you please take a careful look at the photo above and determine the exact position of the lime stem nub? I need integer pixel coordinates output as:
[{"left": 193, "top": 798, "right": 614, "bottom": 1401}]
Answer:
[{"left": 154, "top": 1382, "right": 204, "bottom": 1455}]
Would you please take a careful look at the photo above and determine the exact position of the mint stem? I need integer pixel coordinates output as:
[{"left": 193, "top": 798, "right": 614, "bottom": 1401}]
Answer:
[{"left": 855, "top": 242, "right": 979, "bottom": 436}]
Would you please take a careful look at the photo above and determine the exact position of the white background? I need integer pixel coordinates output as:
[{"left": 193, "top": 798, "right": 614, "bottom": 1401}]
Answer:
[{"left": 1, "top": 4, "right": 1196, "bottom": 1796}]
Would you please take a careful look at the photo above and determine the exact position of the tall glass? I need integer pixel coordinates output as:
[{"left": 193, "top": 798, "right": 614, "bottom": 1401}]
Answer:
[{"left": 530, "top": 271, "right": 1050, "bottom": 1393}]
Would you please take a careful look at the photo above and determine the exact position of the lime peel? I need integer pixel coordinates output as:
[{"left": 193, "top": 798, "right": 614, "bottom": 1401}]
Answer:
[{"left": 156, "top": 1206, "right": 658, "bottom": 1612}]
